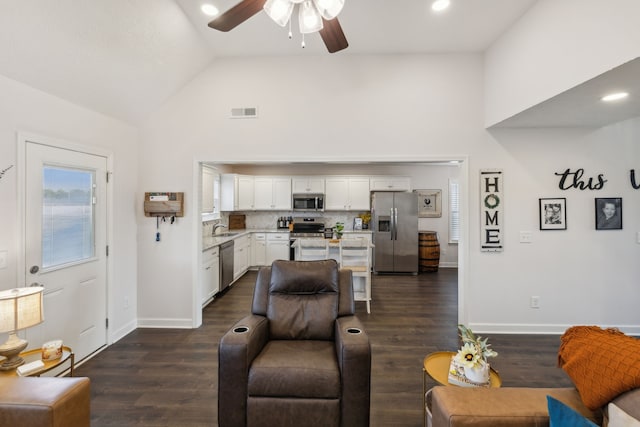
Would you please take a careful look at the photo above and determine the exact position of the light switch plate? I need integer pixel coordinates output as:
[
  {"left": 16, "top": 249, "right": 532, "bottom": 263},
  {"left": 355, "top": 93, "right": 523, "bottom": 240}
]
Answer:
[{"left": 0, "top": 250, "right": 7, "bottom": 269}]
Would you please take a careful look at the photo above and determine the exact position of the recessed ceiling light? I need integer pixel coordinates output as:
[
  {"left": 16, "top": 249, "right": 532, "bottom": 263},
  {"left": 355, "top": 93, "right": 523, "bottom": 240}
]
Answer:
[
  {"left": 432, "top": 0, "right": 450, "bottom": 12},
  {"left": 601, "top": 92, "right": 629, "bottom": 102},
  {"left": 201, "top": 4, "right": 219, "bottom": 17}
]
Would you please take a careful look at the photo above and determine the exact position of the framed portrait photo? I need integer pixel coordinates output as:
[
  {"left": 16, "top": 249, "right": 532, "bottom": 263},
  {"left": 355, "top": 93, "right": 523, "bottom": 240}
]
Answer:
[
  {"left": 539, "top": 198, "right": 567, "bottom": 230},
  {"left": 595, "top": 197, "right": 622, "bottom": 230},
  {"left": 415, "top": 189, "right": 441, "bottom": 218}
]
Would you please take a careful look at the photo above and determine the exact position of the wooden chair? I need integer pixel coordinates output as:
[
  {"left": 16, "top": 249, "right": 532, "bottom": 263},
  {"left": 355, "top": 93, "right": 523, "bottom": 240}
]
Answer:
[{"left": 339, "top": 239, "right": 371, "bottom": 313}]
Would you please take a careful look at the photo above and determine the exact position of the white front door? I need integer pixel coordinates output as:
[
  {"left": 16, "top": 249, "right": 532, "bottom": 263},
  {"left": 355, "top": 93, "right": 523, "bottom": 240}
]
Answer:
[{"left": 24, "top": 140, "right": 108, "bottom": 362}]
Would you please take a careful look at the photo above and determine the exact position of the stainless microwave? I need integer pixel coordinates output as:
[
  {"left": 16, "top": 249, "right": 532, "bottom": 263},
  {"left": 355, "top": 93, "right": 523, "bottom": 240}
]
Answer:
[{"left": 292, "top": 194, "right": 324, "bottom": 211}]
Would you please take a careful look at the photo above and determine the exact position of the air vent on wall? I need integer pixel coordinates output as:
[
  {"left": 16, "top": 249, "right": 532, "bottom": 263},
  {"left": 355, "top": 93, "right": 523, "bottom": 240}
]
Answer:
[{"left": 230, "top": 107, "right": 258, "bottom": 119}]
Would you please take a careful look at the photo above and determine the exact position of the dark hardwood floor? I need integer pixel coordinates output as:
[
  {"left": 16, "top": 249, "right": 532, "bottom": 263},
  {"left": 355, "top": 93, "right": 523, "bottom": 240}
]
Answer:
[{"left": 75, "top": 268, "right": 573, "bottom": 426}]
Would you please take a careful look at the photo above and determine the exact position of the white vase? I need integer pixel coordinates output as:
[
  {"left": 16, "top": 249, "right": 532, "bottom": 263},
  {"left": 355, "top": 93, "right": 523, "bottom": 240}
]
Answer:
[{"left": 465, "top": 361, "right": 489, "bottom": 384}]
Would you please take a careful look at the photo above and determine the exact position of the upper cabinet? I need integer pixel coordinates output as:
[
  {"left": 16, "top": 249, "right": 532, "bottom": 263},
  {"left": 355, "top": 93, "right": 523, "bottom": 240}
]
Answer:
[
  {"left": 202, "top": 166, "right": 215, "bottom": 213},
  {"left": 221, "top": 174, "right": 254, "bottom": 211},
  {"left": 369, "top": 176, "right": 411, "bottom": 192},
  {"left": 325, "top": 177, "right": 370, "bottom": 211},
  {"left": 254, "top": 177, "right": 292, "bottom": 210},
  {"left": 292, "top": 177, "right": 325, "bottom": 194}
]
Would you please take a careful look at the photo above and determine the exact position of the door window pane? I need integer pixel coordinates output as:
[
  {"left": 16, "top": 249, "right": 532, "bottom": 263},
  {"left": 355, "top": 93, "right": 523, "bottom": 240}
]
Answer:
[{"left": 42, "top": 166, "right": 95, "bottom": 268}]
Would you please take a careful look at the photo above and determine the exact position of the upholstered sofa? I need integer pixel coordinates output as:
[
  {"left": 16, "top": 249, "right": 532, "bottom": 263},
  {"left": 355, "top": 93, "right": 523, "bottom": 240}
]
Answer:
[
  {"left": 0, "top": 376, "right": 90, "bottom": 427},
  {"left": 428, "top": 326, "right": 640, "bottom": 426}
]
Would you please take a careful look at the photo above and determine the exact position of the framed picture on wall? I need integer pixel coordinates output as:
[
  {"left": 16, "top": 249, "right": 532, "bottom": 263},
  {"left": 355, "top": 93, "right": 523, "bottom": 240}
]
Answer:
[
  {"left": 415, "top": 189, "right": 442, "bottom": 218},
  {"left": 595, "top": 197, "right": 622, "bottom": 230},
  {"left": 539, "top": 198, "right": 566, "bottom": 230}
]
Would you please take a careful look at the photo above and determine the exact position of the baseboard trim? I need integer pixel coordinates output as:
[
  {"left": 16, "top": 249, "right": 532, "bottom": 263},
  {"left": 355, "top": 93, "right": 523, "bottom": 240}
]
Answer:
[
  {"left": 109, "top": 319, "right": 138, "bottom": 344},
  {"left": 468, "top": 322, "right": 640, "bottom": 336},
  {"left": 137, "top": 318, "right": 194, "bottom": 329}
]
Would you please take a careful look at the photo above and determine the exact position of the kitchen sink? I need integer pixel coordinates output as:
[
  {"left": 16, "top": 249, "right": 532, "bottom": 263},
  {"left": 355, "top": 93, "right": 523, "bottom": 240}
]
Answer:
[{"left": 216, "top": 232, "right": 239, "bottom": 237}]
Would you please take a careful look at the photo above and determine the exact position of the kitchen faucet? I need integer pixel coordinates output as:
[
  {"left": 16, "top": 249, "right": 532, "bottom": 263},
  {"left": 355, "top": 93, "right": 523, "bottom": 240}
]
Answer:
[{"left": 213, "top": 223, "right": 228, "bottom": 235}]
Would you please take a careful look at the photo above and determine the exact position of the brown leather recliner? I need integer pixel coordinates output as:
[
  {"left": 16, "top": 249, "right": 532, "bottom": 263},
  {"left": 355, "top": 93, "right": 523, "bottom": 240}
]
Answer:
[{"left": 218, "top": 259, "right": 371, "bottom": 427}]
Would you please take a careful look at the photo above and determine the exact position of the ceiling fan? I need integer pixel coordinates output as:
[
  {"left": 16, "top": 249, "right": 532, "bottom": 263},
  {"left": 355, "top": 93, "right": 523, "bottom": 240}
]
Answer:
[{"left": 207, "top": 0, "right": 348, "bottom": 53}]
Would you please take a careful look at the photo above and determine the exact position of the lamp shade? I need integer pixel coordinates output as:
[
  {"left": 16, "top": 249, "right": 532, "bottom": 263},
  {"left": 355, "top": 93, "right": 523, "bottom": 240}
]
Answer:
[
  {"left": 299, "top": 0, "right": 323, "bottom": 34},
  {"left": 264, "top": 0, "right": 295, "bottom": 27},
  {"left": 0, "top": 287, "right": 44, "bottom": 334}
]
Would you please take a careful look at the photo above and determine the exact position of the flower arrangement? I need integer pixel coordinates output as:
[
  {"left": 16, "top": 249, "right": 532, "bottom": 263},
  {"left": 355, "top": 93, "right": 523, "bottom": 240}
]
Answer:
[
  {"left": 449, "top": 324, "right": 498, "bottom": 386},
  {"left": 334, "top": 222, "right": 344, "bottom": 238},
  {"left": 453, "top": 324, "right": 498, "bottom": 368}
]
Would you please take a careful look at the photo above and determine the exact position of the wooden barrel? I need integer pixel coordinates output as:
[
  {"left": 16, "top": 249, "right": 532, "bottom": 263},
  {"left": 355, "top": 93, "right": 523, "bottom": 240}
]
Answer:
[{"left": 419, "top": 232, "right": 440, "bottom": 273}]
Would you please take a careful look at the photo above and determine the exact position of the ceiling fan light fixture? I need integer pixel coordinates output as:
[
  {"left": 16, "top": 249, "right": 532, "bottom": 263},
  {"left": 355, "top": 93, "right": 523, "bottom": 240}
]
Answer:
[
  {"left": 313, "top": 0, "right": 344, "bottom": 20},
  {"left": 299, "top": 1, "right": 323, "bottom": 34},
  {"left": 264, "top": 0, "right": 295, "bottom": 27}
]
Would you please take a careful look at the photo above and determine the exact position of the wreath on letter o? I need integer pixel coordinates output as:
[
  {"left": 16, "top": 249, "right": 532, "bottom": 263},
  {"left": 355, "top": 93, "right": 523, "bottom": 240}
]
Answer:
[{"left": 484, "top": 194, "right": 500, "bottom": 209}]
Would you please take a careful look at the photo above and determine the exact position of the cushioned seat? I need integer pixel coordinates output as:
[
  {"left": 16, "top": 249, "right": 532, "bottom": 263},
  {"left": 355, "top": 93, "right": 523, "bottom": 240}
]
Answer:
[{"left": 218, "top": 259, "right": 371, "bottom": 427}]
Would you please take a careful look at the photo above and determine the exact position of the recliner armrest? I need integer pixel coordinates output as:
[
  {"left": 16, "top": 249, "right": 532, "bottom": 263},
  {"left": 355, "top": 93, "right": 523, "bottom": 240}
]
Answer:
[
  {"left": 335, "top": 316, "right": 371, "bottom": 427},
  {"left": 218, "top": 314, "right": 269, "bottom": 427}
]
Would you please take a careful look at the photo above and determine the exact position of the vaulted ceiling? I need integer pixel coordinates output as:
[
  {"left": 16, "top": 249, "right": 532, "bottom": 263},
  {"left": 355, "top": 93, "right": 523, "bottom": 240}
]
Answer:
[
  {"left": 0, "top": 1, "right": 636, "bottom": 128},
  {"left": 0, "top": 0, "right": 536, "bottom": 124}
]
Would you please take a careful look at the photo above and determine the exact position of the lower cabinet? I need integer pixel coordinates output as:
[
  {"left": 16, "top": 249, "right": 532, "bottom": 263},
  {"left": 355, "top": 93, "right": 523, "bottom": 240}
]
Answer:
[
  {"left": 252, "top": 233, "right": 267, "bottom": 267},
  {"left": 234, "top": 235, "right": 250, "bottom": 280},
  {"left": 201, "top": 247, "right": 219, "bottom": 306},
  {"left": 266, "top": 233, "right": 290, "bottom": 265}
]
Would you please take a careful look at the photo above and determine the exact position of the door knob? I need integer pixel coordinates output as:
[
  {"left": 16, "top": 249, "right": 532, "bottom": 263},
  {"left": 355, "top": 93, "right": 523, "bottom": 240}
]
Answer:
[
  {"left": 30, "top": 282, "right": 44, "bottom": 288},
  {"left": 29, "top": 265, "right": 39, "bottom": 274}
]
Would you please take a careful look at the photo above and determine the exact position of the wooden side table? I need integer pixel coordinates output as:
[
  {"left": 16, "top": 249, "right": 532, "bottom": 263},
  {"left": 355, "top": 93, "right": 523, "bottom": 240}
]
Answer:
[
  {"left": 0, "top": 346, "right": 74, "bottom": 378},
  {"left": 422, "top": 351, "right": 502, "bottom": 427}
]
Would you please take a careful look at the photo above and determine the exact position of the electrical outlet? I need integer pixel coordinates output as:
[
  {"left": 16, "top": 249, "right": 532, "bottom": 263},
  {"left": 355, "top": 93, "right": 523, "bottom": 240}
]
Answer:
[
  {"left": 519, "top": 231, "right": 533, "bottom": 243},
  {"left": 530, "top": 296, "right": 540, "bottom": 309},
  {"left": 0, "top": 250, "right": 7, "bottom": 269}
]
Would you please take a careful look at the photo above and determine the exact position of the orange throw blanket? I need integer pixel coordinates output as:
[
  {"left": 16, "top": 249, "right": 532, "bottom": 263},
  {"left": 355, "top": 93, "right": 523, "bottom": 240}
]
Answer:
[{"left": 558, "top": 326, "right": 640, "bottom": 410}]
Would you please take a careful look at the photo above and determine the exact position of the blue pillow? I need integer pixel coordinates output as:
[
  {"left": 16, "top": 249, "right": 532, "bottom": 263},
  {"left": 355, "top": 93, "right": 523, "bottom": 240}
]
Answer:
[{"left": 547, "top": 396, "right": 598, "bottom": 427}]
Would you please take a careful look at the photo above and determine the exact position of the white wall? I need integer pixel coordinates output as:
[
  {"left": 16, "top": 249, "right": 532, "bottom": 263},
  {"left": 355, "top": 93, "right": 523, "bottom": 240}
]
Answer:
[
  {"left": 0, "top": 73, "right": 139, "bottom": 344},
  {"left": 485, "top": 0, "right": 640, "bottom": 127},
  {"left": 140, "top": 51, "right": 640, "bottom": 335},
  {"left": 138, "top": 54, "right": 483, "bottom": 327}
]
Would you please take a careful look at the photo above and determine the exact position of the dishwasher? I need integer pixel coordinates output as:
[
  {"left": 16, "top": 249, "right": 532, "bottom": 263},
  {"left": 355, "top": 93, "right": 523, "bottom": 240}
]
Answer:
[{"left": 220, "top": 240, "right": 234, "bottom": 292}]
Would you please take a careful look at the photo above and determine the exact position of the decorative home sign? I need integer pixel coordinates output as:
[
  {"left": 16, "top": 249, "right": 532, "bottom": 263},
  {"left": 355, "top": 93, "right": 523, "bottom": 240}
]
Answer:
[
  {"left": 595, "top": 198, "right": 622, "bottom": 230},
  {"left": 415, "top": 189, "right": 441, "bottom": 218},
  {"left": 480, "top": 169, "right": 503, "bottom": 252},
  {"left": 539, "top": 198, "right": 567, "bottom": 230}
]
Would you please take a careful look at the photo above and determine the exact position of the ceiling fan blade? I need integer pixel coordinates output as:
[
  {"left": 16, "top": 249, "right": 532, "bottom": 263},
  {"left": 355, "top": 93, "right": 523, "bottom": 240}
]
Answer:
[
  {"left": 208, "top": 0, "right": 265, "bottom": 32},
  {"left": 319, "top": 17, "right": 348, "bottom": 53}
]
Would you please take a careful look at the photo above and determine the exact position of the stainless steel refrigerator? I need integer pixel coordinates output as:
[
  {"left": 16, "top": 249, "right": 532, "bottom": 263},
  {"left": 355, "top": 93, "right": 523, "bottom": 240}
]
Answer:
[{"left": 372, "top": 192, "right": 419, "bottom": 273}]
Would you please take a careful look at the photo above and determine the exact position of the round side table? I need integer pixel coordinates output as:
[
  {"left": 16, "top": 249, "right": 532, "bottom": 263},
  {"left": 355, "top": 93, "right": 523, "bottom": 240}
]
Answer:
[{"left": 422, "top": 351, "right": 502, "bottom": 426}]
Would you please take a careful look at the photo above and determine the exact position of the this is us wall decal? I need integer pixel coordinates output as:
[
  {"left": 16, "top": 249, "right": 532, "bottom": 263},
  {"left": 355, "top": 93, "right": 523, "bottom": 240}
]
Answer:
[{"left": 554, "top": 168, "right": 640, "bottom": 190}]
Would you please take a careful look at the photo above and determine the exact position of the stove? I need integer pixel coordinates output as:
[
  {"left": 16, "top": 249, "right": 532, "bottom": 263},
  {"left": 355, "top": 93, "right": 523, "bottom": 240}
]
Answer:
[
  {"left": 290, "top": 220, "right": 325, "bottom": 259},
  {"left": 290, "top": 220, "right": 325, "bottom": 238}
]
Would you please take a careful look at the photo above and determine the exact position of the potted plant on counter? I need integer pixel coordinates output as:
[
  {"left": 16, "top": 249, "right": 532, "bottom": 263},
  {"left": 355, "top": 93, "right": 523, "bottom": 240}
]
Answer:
[{"left": 334, "top": 222, "right": 344, "bottom": 239}]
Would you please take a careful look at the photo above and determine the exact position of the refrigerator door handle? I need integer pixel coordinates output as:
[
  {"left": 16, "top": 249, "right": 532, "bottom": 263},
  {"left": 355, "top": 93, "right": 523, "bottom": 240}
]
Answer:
[
  {"left": 393, "top": 208, "right": 399, "bottom": 240},
  {"left": 390, "top": 208, "right": 394, "bottom": 240}
]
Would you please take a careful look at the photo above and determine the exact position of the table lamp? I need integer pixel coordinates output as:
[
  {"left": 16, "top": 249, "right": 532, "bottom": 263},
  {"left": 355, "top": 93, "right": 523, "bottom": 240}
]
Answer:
[{"left": 0, "top": 286, "right": 44, "bottom": 370}]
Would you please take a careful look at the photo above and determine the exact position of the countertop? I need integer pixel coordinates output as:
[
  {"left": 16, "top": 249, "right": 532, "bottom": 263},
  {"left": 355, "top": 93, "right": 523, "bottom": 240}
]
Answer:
[
  {"left": 202, "top": 229, "right": 372, "bottom": 251},
  {"left": 202, "top": 229, "right": 288, "bottom": 251}
]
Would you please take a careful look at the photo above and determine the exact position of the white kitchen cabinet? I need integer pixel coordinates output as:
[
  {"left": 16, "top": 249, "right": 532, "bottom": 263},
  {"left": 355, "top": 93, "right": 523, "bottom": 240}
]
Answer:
[
  {"left": 266, "top": 232, "right": 290, "bottom": 265},
  {"left": 201, "top": 246, "right": 219, "bottom": 306},
  {"left": 221, "top": 174, "right": 254, "bottom": 211},
  {"left": 369, "top": 176, "right": 411, "bottom": 192},
  {"left": 252, "top": 233, "right": 267, "bottom": 267},
  {"left": 233, "top": 234, "right": 251, "bottom": 280},
  {"left": 202, "top": 167, "right": 215, "bottom": 213},
  {"left": 292, "top": 177, "right": 325, "bottom": 194},
  {"left": 253, "top": 177, "right": 291, "bottom": 210},
  {"left": 325, "top": 177, "right": 370, "bottom": 211}
]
